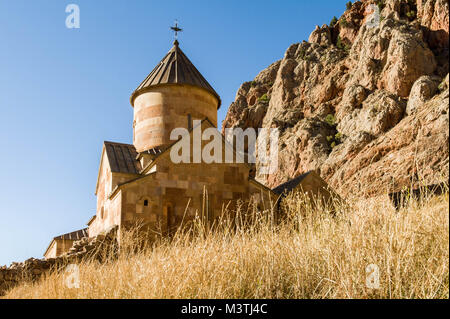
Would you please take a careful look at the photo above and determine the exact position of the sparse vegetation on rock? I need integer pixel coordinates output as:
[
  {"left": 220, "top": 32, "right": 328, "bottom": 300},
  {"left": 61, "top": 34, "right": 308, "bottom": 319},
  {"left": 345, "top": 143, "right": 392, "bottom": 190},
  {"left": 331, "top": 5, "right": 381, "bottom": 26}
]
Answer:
[{"left": 330, "top": 16, "right": 338, "bottom": 27}]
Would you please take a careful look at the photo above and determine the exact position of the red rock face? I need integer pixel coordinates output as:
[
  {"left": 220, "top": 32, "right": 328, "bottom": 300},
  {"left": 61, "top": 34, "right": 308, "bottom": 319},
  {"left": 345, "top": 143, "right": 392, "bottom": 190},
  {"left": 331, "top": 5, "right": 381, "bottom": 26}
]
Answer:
[
  {"left": 417, "top": 0, "right": 449, "bottom": 49},
  {"left": 223, "top": 0, "right": 449, "bottom": 198},
  {"left": 322, "top": 88, "right": 449, "bottom": 197}
]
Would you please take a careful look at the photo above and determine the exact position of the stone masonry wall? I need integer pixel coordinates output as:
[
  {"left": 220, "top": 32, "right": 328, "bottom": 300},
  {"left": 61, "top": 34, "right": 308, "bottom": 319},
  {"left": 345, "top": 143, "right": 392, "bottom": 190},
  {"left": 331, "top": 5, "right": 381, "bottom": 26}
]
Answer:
[
  {"left": 133, "top": 85, "right": 219, "bottom": 153},
  {"left": 0, "top": 226, "right": 118, "bottom": 296}
]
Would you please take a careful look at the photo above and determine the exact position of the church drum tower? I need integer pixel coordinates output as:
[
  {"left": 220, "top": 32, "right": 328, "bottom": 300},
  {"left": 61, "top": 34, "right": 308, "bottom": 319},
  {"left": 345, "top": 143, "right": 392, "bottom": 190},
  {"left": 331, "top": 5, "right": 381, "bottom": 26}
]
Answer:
[{"left": 130, "top": 40, "right": 221, "bottom": 153}]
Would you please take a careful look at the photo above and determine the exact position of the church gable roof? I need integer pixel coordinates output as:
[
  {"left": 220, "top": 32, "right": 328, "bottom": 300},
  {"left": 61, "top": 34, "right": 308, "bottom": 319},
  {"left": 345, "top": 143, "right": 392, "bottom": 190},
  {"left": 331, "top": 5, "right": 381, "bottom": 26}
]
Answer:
[
  {"left": 272, "top": 172, "right": 312, "bottom": 195},
  {"left": 54, "top": 228, "right": 88, "bottom": 241},
  {"left": 130, "top": 41, "right": 221, "bottom": 108},
  {"left": 104, "top": 141, "right": 142, "bottom": 175},
  {"left": 44, "top": 228, "right": 89, "bottom": 258},
  {"left": 271, "top": 171, "right": 334, "bottom": 197}
]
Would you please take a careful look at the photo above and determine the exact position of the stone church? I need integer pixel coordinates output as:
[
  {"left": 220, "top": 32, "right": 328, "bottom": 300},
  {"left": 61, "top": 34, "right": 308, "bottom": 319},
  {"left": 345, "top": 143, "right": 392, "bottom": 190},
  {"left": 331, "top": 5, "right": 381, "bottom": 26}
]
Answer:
[
  {"left": 44, "top": 40, "right": 333, "bottom": 259},
  {"left": 44, "top": 40, "right": 276, "bottom": 258}
]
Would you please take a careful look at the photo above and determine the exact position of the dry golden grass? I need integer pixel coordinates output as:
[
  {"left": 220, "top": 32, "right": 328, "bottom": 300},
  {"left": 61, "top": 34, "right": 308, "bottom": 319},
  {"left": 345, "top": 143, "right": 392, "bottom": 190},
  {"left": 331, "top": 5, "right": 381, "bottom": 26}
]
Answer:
[{"left": 3, "top": 190, "right": 449, "bottom": 299}]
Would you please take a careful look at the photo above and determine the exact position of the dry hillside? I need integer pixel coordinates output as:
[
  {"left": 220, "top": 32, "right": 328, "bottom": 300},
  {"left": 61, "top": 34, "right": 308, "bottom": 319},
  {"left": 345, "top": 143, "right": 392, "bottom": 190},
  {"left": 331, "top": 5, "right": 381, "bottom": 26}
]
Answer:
[{"left": 2, "top": 192, "right": 448, "bottom": 299}]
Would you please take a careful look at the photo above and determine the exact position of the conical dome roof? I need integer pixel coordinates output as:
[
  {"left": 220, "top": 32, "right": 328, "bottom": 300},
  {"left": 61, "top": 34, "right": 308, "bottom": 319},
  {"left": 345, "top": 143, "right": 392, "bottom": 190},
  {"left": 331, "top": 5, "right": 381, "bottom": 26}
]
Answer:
[{"left": 130, "top": 40, "right": 221, "bottom": 108}]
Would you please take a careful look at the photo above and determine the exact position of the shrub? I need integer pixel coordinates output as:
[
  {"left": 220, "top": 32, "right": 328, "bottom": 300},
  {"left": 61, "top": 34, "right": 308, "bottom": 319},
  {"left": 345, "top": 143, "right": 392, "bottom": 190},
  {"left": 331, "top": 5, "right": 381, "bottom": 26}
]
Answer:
[
  {"left": 258, "top": 93, "right": 269, "bottom": 103},
  {"left": 346, "top": 1, "right": 353, "bottom": 10},
  {"left": 327, "top": 131, "right": 343, "bottom": 149},
  {"left": 330, "top": 16, "right": 338, "bottom": 27},
  {"left": 406, "top": 11, "right": 416, "bottom": 19},
  {"left": 325, "top": 114, "right": 336, "bottom": 126},
  {"left": 340, "top": 18, "right": 349, "bottom": 28},
  {"left": 336, "top": 36, "right": 351, "bottom": 53},
  {"left": 298, "top": 47, "right": 307, "bottom": 60},
  {"left": 337, "top": 36, "right": 343, "bottom": 49}
]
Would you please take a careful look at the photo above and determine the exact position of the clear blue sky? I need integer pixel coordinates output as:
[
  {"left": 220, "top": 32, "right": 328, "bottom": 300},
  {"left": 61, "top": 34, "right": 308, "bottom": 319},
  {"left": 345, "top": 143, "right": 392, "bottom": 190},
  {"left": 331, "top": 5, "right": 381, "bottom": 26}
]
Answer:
[{"left": 0, "top": 0, "right": 349, "bottom": 265}]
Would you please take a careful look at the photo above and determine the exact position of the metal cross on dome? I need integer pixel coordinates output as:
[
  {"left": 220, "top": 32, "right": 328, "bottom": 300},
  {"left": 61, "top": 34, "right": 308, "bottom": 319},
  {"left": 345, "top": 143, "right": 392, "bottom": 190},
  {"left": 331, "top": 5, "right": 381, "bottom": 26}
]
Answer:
[{"left": 170, "top": 20, "right": 183, "bottom": 40}]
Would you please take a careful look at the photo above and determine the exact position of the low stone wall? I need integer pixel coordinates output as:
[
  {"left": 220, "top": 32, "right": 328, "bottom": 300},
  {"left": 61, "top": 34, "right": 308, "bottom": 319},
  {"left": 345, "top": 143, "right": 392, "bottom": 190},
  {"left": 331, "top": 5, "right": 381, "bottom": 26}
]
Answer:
[{"left": 0, "top": 226, "right": 118, "bottom": 296}]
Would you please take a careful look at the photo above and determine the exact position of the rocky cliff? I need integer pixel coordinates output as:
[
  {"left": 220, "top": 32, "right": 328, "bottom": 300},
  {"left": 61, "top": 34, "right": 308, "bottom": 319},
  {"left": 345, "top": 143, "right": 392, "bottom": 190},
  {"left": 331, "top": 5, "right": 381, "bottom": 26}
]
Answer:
[{"left": 222, "top": 0, "right": 449, "bottom": 197}]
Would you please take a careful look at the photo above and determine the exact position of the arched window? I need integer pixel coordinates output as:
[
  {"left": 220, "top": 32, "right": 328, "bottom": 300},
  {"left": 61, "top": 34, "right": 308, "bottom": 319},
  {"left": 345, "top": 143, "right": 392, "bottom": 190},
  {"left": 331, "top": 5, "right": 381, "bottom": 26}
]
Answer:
[
  {"left": 144, "top": 199, "right": 149, "bottom": 207},
  {"left": 100, "top": 206, "right": 105, "bottom": 219}
]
